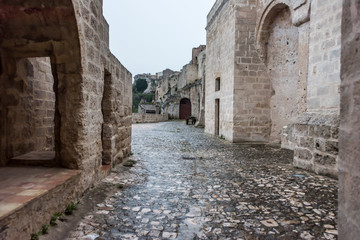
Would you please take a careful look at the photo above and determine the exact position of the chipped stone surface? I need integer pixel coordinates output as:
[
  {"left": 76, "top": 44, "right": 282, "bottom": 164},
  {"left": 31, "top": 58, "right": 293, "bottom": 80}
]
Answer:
[{"left": 66, "top": 122, "right": 337, "bottom": 239}]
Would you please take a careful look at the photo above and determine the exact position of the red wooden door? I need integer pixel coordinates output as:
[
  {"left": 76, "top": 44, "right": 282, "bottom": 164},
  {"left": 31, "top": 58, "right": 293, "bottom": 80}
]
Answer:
[{"left": 179, "top": 98, "right": 191, "bottom": 119}]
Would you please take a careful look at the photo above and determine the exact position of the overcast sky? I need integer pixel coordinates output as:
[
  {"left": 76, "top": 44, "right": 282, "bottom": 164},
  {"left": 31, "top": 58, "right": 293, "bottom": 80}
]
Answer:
[{"left": 103, "top": 0, "right": 215, "bottom": 77}]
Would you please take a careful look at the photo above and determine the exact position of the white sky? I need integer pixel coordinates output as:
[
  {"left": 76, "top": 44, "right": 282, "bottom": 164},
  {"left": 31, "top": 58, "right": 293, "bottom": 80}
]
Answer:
[{"left": 103, "top": 0, "right": 215, "bottom": 77}]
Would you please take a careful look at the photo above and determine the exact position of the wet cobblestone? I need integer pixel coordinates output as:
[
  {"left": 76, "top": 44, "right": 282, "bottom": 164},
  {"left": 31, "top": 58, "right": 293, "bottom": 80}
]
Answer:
[{"left": 67, "top": 121, "right": 337, "bottom": 240}]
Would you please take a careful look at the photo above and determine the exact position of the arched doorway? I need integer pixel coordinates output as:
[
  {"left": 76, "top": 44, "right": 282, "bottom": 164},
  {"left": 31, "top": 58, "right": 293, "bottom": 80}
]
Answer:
[
  {"left": 179, "top": 98, "right": 191, "bottom": 119},
  {"left": 257, "top": 3, "right": 300, "bottom": 143}
]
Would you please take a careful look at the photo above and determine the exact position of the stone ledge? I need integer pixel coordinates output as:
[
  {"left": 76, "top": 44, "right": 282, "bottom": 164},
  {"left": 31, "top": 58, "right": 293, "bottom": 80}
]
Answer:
[{"left": 0, "top": 167, "right": 81, "bottom": 240}]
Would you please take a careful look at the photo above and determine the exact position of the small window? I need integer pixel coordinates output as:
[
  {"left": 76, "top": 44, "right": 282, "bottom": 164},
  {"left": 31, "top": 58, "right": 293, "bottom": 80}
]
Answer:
[{"left": 215, "top": 77, "right": 220, "bottom": 91}]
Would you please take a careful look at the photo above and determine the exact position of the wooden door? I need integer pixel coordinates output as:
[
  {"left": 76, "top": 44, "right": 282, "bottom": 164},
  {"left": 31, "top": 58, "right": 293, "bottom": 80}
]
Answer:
[{"left": 179, "top": 98, "right": 191, "bottom": 119}]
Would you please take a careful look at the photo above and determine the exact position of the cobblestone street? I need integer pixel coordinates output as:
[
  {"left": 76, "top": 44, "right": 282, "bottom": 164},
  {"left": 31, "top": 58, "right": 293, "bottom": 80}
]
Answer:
[{"left": 67, "top": 121, "right": 338, "bottom": 240}]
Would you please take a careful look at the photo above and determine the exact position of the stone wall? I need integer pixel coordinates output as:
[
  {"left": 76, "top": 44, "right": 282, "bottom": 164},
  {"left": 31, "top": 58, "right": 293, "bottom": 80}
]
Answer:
[
  {"left": 339, "top": 0, "right": 360, "bottom": 238},
  {"left": 1, "top": 57, "right": 55, "bottom": 165},
  {"left": 283, "top": 113, "right": 339, "bottom": 177},
  {"left": 132, "top": 113, "right": 169, "bottom": 124},
  {"left": 307, "top": 0, "right": 342, "bottom": 112},
  {"left": 205, "top": 0, "right": 236, "bottom": 139},
  {"left": 0, "top": 0, "right": 132, "bottom": 237},
  {"left": 155, "top": 46, "right": 206, "bottom": 124},
  {"left": 205, "top": 0, "right": 341, "bottom": 176},
  {"left": 233, "top": 0, "right": 270, "bottom": 142},
  {"left": 74, "top": 0, "right": 132, "bottom": 182}
]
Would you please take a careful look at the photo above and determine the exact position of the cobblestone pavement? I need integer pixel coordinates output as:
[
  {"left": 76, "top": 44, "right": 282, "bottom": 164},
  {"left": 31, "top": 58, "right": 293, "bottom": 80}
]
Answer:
[{"left": 67, "top": 121, "right": 338, "bottom": 240}]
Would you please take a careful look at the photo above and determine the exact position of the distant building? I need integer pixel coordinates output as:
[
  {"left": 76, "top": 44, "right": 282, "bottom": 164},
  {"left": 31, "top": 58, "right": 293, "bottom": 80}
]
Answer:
[{"left": 138, "top": 104, "right": 160, "bottom": 114}]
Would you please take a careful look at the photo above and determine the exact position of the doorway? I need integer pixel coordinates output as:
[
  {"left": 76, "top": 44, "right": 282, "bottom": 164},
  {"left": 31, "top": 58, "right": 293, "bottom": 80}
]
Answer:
[
  {"left": 179, "top": 98, "right": 191, "bottom": 119},
  {"left": 215, "top": 99, "right": 220, "bottom": 136}
]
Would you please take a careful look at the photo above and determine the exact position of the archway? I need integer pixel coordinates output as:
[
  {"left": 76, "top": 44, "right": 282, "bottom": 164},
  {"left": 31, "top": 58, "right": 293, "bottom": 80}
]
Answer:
[
  {"left": 257, "top": 3, "right": 300, "bottom": 143},
  {"left": 0, "top": 0, "right": 83, "bottom": 169},
  {"left": 179, "top": 98, "right": 191, "bottom": 119}
]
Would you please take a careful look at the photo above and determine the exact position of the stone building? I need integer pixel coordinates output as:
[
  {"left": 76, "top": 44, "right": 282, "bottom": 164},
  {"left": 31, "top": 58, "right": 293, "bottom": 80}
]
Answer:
[
  {"left": 0, "top": 0, "right": 132, "bottom": 238},
  {"left": 138, "top": 104, "right": 159, "bottom": 114},
  {"left": 156, "top": 46, "right": 206, "bottom": 126},
  {"left": 205, "top": 0, "right": 341, "bottom": 177},
  {"left": 339, "top": 0, "right": 360, "bottom": 237}
]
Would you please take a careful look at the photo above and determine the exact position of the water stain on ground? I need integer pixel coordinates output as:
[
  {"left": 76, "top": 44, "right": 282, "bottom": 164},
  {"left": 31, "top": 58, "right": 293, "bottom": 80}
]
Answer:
[{"left": 49, "top": 121, "right": 337, "bottom": 240}]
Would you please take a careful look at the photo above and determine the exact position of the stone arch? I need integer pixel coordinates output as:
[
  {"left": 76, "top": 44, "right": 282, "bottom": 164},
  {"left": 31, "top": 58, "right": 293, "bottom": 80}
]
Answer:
[
  {"left": 256, "top": 2, "right": 300, "bottom": 143},
  {"left": 0, "top": 0, "right": 83, "bottom": 169},
  {"left": 179, "top": 98, "right": 191, "bottom": 119},
  {"left": 256, "top": 1, "right": 294, "bottom": 61}
]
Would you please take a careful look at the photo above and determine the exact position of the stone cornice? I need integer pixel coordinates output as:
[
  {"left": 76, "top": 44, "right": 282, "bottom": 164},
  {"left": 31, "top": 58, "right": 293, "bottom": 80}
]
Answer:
[{"left": 206, "top": 0, "right": 230, "bottom": 30}]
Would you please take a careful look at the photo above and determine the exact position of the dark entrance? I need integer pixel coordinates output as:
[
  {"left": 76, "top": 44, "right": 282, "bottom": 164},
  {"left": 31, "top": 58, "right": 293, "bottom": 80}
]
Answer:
[
  {"left": 215, "top": 99, "right": 220, "bottom": 136},
  {"left": 179, "top": 98, "right": 191, "bottom": 119}
]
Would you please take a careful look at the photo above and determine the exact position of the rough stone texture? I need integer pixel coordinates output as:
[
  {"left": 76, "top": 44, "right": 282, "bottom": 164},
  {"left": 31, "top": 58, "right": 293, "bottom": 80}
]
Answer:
[
  {"left": 0, "top": 0, "right": 132, "bottom": 238},
  {"left": 66, "top": 122, "right": 338, "bottom": 240},
  {"left": 283, "top": 113, "right": 339, "bottom": 178},
  {"left": 266, "top": 7, "right": 300, "bottom": 143},
  {"left": 205, "top": 0, "right": 341, "bottom": 176},
  {"left": 132, "top": 113, "right": 168, "bottom": 124},
  {"left": 307, "top": 0, "right": 342, "bottom": 111},
  {"left": 155, "top": 46, "right": 206, "bottom": 125},
  {"left": 0, "top": 168, "right": 81, "bottom": 240},
  {"left": 2, "top": 57, "right": 55, "bottom": 163},
  {"left": 205, "top": 0, "right": 236, "bottom": 140},
  {"left": 339, "top": 0, "right": 360, "bottom": 238}
]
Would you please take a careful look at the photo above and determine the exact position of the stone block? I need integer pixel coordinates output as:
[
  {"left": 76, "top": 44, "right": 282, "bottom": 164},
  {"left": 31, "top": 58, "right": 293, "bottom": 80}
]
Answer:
[
  {"left": 314, "top": 153, "right": 336, "bottom": 165},
  {"left": 295, "top": 124, "right": 308, "bottom": 136},
  {"left": 299, "top": 137, "right": 314, "bottom": 149},
  {"left": 295, "top": 148, "right": 312, "bottom": 160},
  {"left": 313, "top": 125, "right": 331, "bottom": 139},
  {"left": 325, "top": 140, "right": 338, "bottom": 155},
  {"left": 314, "top": 138, "right": 325, "bottom": 151},
  {"left": 331, "top": 126, "right": 339, "bottom": 139}
]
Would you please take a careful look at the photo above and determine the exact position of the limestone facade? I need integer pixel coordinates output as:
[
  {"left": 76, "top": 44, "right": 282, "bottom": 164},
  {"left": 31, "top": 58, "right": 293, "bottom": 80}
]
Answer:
[
  {"left": 155, "top": 46, "right": 206, "bottom": 126},
  {"left": 205, "top": 0, "right": 341, "bottom": 177},
  {"left": 132, "top": 113, "right": 169, "bottom": 124},
  {"left": 339, "top": 0, "right": 360, "bottom": 238},
  {"left": 0, "top": 0, "right": 132, "bottom": 237}
]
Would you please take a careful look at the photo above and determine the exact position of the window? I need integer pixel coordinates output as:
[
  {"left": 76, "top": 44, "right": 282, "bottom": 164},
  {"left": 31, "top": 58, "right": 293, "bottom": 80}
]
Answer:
[{"left": 215, "top": 77, "right": 220, "bottom": 91}]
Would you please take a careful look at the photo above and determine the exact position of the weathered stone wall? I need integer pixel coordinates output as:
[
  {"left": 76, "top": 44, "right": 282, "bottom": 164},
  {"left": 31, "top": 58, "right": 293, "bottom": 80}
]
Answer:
[
  {"left": 0, "top": 0, "right": 132, "bottom": 237},
  {"left": 177, "top": 64, "right": 198, "bottom": 90},
  {"left": 162, "top": 81, "right": 202, "bottom": 120},
  {"left": 283, "top": 113, "right": 339, "bottom": 177},
  {"left": 205, "top": 0, "right": 341, "bottom": 176},
  {"left": 155, "top": 47, "right": 205, "bottom": 123},
  {"left": 339, "top": 0, "right": 360, "bottom": 238},
  {"left": 307, "top": 0, "right": 342, "bottom": 112},
  {"left": 205, "top": 0, "right": 236, "bottom": 140},
  {"left": 132, "top": 113, "right": 168, "bottom": 124},
  {"left": 266, "top": 7, "right": 299, "bottom": 142},
  {"left": 196, "top": 50, "right": 206, "bottom": 127},
  {"left": 232, "top": 0, "right": 270, "bottom": 142},
  {"left": 73, "top": 0, "right": 132, "bottom": 185},
  {"left": 280, "top": 0, "right": 341, "bottom": 177},
  {"left": 0, "top": 57, "right": 55, "bottom": 165}
]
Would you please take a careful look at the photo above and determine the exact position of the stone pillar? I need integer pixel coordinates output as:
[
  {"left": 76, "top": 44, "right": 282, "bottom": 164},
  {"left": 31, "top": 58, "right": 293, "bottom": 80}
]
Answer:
[{"left": 339, "top": 0, "right": 360, "bottom": 239}]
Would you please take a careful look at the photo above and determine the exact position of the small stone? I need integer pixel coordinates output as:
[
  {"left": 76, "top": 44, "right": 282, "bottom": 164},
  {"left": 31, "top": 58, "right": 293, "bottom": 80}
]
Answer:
[
  {"left": 96, "top": 210, "right": 109, "bottom": 215},
  {"left": 149, "top": 230, "right": 161, "bottom": 237},
  {"left": 325, "top": 229, "right": 338, "bottom": 235},
  {"left": 324, "top": 224, "right": 334, "bottom": 229},
  {"left": 261, "top": 219, "right": 279, "bottom": 227},
  {"left": 223, "top": 222, "right": 237, "bottom": 227},
  {"left": 141, "top": 218, "right": 149, "bottom": 223},
  {"left": 300, "top": 231, "right": 315, "bottom": 240},
  {"left": 141, "top": 208, "right": 151, "bottom": 213},
  {"left": 162, "top": 232, "right": 177, "bottom": 239},
  {"left": 132, "top": 207, "right": 141, "bottom": 212}
]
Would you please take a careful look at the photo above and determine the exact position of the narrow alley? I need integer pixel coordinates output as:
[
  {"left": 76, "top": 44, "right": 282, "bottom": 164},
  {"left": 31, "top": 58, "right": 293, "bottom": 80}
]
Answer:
[{"left": 66, "top": 122, "right": 337, "bottom": 240}]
